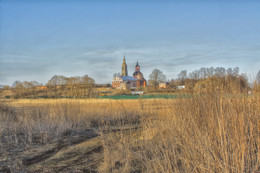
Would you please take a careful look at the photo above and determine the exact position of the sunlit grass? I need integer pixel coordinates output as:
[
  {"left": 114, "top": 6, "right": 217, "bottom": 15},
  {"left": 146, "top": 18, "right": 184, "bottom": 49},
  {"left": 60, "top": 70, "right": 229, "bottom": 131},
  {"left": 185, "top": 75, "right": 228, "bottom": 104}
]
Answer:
[{"left": 0, "top": 91, "right": 259, "bottom": 172}]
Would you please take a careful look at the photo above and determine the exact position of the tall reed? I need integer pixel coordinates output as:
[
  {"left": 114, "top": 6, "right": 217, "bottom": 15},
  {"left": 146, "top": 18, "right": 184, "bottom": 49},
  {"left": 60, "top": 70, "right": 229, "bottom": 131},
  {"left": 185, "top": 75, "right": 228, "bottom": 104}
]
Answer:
[{"left": 100, "top": 92, "right": 260, "bottom": 172}]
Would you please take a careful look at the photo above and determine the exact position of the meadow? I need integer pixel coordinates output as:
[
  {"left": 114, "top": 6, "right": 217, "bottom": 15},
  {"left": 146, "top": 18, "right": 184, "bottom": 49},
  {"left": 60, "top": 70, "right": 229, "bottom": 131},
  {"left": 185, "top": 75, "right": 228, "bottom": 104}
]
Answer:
[{"left": 0, "top": 91, "right": 259, "bottom": 172}]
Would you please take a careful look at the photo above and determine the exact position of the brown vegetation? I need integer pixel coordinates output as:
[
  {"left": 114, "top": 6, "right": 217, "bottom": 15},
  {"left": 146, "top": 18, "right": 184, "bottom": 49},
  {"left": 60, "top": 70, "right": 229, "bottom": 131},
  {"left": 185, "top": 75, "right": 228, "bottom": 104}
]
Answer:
[
  {"left": 0, "top": 88, "right": 259, "bottom": 172},
  {"left": 99, "top": 91, "right": 260, "bottom": 173}
]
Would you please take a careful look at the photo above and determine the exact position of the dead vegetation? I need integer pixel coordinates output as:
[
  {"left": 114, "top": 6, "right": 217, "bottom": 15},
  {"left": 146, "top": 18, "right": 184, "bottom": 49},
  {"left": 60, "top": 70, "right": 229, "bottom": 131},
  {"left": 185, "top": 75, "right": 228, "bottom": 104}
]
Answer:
[
  {"left": 101, "top": 93, "right": 260, "bottom": 173},
  {"left": 0, "top": 90, "right": 259, "bottom": 172}
]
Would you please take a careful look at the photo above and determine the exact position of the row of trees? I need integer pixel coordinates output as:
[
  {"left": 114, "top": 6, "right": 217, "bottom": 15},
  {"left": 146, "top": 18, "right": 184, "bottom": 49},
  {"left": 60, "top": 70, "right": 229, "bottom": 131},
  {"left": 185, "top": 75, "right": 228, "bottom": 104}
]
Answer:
[
  {"left": 2, "top": 67, "right": 260, "bottom": 98},
  {"left": 176, "top": 67, "right": 246, "bottom": 85},
  {"left": 12, "top": 75, "right": 95, "bottom": 98},
  {"left": 11, "top": 81, "right": 41, "bottom": 98},
  {"left": 148, "top": 67, "right": 260, "bottom": 93}
]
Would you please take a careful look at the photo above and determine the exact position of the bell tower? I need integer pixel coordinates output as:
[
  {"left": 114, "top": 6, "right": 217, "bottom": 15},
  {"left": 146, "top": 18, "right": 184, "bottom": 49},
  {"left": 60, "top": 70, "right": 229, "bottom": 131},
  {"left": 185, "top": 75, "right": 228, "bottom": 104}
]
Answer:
[
  {"left": 121, "top": 55, "right": 128, "bottom": 76},
  {"left": 135, "top": 61, "right": 140, "bottom": 72}
]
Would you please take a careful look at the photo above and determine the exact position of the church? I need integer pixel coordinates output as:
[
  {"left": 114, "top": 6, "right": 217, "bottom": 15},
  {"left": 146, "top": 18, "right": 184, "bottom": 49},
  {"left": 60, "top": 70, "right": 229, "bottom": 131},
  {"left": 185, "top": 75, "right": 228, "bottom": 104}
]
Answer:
[{"left": 112, "top": 56, "right": 147, "bottom": 89}]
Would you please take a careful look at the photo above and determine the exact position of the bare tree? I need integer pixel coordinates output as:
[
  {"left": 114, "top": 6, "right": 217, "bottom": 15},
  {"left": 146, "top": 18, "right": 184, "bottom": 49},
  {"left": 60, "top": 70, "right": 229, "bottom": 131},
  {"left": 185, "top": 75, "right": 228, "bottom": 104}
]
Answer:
[
  {"left": 177, "top": 70, "right": 187, "bottom": 85},
  {"left": 29, "top": 81, "right": 40, "bottom": 98},
  {"left": 48, "top": 75, "right": 67, "bottom": 86},
  {"left": 209, "top": 67, "right": 214, "bottom": 77},
  {"left": 227, "top": 68, "right": 233, "bottom": 75},
  {"left": 13, "top": 82, "right": 24, "bottom": 98},
  {"left": 66, "top": 76, "right": 81, "bottom": 98},
  {"left": 256, "top": 70, "right": 260, "bottom": 83},
  {"left": 233, "top": 67, "right": 240, "bottom": 77},
  {"left": 47, "top": 75, "right": 67, "bottom": 98},
  {"left": 169, "top": 79, "right": 175, "bottom": 88},
  {"left": 13, "top": 81, "right": 34, "bottom": 98},
  {"left": 149, "top": 68, "right": 166, "bottom": 87},
  {"left": 12, "top": 80, "right": 21, "bottom": 87},
  {"left": 214, "top": 67, "right": 226, "bottom": 77},
  {"left": 81, "top": 75, "right": 95, "bottom": 98}
]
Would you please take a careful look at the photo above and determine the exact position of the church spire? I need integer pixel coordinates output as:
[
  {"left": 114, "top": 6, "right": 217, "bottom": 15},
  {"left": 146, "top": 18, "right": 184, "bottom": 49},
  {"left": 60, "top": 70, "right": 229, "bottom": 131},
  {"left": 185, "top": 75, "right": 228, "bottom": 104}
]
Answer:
[
  {"left": 135, "top": 61, "right": 140, "bottom": 71},
  {"left": 121, "top": 55, "right": 128, "bottom": 76}
]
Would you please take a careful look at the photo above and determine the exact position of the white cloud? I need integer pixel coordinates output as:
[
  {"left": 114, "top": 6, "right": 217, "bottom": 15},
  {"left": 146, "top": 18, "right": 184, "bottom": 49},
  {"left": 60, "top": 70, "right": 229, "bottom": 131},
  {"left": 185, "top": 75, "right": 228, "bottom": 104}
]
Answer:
[{"left": 1, "top": 41, "right": 260, "bottom": 85}]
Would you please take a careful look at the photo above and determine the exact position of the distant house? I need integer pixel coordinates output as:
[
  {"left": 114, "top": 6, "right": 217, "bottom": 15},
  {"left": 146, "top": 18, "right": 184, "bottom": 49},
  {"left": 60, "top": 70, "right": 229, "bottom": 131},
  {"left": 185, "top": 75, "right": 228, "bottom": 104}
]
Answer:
[
  {"left": 131, "top": 91, "right": 144, "bottom": 95},
  {"left": 159, "top": 82, "right": 169, "bottom": 89},
  {"left": 112, "top": 76, "right": 137, "bottom": 89},
  {"left": 177, "top": 85, "right": 185, "bottom": 90},
  {"left": 37, "top": 86, "right": 47, "bottom": 90}
]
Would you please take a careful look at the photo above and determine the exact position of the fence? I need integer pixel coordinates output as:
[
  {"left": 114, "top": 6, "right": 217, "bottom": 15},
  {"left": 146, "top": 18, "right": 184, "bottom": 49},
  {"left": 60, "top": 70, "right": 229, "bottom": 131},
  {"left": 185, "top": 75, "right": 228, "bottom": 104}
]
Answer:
[{"left": 98, "top": 95, "right": 186, "bottom": 99}]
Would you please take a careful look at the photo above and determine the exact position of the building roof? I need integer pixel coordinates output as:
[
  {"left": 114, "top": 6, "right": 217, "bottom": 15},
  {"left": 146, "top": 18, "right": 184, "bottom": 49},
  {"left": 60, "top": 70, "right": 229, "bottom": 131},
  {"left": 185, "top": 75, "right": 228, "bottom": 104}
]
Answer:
[
  {"left": 133, "top": 71, "right": 141, "bottom": 76},
  {"left": 121, "top": 76, "right": 137, "bottom": 81}
]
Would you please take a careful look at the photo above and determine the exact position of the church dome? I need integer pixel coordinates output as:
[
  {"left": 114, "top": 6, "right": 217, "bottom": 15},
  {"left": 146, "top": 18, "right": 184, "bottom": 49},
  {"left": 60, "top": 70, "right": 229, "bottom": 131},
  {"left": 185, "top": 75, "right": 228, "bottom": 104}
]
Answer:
[
  {"left": 133, "top": 61, "right": 145, "bottom": 81},
  {"left": 133, "top": 71, "right": 139, "bottom": 76},
  {"left": 136, "top": 72, "right": 144, "bottom": 80}
]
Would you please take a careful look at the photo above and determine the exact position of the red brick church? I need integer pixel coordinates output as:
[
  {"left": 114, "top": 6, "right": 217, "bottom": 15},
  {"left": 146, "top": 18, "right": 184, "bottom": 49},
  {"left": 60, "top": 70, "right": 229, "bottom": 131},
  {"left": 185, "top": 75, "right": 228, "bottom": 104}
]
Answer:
[
  {"left": 112, "top": 56, "right": 147, "bottom": 89},
  {"left": 133, "top": 61, "right": 147, "bottom": 87}
]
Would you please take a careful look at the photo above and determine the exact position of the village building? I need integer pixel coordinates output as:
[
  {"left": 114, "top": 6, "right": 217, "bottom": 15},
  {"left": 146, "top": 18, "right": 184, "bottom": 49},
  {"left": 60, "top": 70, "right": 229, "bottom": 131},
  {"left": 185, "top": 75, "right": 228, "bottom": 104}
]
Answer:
[
  {"left": 177, "top": 85, "right": 185, "bottom": 90},
  {"left": 133, "top": 62, "right": 147, "bottom": 87},
  {"left": 112, "top": 76, "right": 137, "bottom": 89},
  {"left": 112, "top": 56, "right": 146, "bottom": 89},
  {"left": 159, "top": 82, "right": 169, "bottom": 89}
]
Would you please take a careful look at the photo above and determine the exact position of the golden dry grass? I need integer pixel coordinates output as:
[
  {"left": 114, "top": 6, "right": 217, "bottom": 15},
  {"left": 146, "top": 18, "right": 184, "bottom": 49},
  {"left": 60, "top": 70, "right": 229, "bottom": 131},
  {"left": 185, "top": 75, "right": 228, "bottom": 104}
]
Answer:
[
  {"left": 0, "top": 93, "right": 259, "bottom": 172},
  {"left": 98, "top": 94, "right": 260, "bottom": 173}
]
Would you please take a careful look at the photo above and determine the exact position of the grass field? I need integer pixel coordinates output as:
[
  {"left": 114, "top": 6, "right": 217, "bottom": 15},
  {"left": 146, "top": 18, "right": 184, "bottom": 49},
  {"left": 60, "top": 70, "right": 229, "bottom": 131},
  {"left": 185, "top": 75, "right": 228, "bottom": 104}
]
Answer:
[{"left": 0, "top": 92, "right": 259, "bottom": 172}]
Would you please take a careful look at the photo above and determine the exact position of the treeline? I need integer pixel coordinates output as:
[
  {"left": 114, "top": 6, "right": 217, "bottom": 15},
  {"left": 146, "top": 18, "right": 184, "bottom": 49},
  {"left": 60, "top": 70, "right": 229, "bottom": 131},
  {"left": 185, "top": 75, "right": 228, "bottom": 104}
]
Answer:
[
  {"left": 170, "top": 67, "right": 252, "bottom": 93},
  {"left": 11, "top": 75, "right": 95, "bottom": 98},
  {"left": 2, "top": 67, "right": 260, "bottom": 99}
]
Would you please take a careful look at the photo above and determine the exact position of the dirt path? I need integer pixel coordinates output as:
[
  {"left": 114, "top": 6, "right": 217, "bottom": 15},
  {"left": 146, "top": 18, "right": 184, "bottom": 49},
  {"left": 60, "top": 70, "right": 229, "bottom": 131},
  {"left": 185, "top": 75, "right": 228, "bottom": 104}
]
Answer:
[
  {"left": 23, "top": 129, "right": 99, "bottom": 167},
  {"left": 0, "top": 129, "right": 101, "bottom": 173},
  {"left": 0, "top": 126, "right": 141, "bottom": 173}
]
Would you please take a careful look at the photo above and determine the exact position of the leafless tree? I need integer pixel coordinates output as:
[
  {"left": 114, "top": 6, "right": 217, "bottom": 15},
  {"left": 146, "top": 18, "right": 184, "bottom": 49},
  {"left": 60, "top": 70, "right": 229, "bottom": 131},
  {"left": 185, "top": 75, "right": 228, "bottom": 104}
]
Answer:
[
  {"left": 47, "top": 75, "right": 67, "bottom": 98},
  {"left": 13, "top": 81, "right": 35, "bottom": 98},
  {"left": 256, "top": 70, "right": 260, "bottom": 84},
  {"left": 12, "top": 80, "right": 21, "bottom": 87},
  {"left": 81, "top": 75, "right": 95, "bottom": 98},
  {"left": 149, "top": 68, "right": 166, "bottom": 87},
  {"left": 177, "top": 70, "right": 187, "bottom": 85}
]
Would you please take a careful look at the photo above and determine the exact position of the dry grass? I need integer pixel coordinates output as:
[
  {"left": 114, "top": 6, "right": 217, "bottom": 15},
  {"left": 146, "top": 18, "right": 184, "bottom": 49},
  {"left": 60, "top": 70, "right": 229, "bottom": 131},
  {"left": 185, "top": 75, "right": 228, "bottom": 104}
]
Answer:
[
  {"left": 0, "top": 92, "right": 259, "bottom": 172},
  {"left": 99, "top": 93, "right": 260, "bottom": 173}
]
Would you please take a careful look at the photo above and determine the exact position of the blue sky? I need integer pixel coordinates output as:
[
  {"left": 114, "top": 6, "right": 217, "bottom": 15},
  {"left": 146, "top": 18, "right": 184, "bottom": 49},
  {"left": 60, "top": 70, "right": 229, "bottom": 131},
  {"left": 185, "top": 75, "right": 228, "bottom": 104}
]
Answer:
[{"left": 0, "top": 0, "right": 260, "bottom": 85}]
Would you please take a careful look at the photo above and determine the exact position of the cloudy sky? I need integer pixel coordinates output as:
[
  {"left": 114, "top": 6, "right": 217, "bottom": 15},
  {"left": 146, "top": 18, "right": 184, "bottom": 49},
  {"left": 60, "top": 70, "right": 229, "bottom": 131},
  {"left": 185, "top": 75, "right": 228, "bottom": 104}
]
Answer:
[{"left": 0, "top": 0, "right": 260, "bottom": 85}]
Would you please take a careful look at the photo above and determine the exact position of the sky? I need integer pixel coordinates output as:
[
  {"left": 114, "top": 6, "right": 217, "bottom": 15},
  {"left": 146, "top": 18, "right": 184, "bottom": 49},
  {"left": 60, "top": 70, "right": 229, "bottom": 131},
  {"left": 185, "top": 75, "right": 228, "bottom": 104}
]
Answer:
[{"left": 0, "top": 0, "right": 260, "bottom": 85}]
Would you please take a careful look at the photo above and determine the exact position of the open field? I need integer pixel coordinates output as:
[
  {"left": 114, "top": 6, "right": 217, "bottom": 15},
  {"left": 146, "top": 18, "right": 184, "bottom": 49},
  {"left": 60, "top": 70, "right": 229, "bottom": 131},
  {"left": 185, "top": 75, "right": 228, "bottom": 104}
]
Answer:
[{"left": 0, "top": 93, "right": 259, "bottom": 172}]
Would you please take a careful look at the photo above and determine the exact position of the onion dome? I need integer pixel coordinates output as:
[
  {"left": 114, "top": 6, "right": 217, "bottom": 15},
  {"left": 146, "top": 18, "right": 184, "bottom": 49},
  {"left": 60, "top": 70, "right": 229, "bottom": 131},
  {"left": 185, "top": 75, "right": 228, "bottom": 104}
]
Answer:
[{"left": 136, "top": 72, "right": 144, "bottom": 80}]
